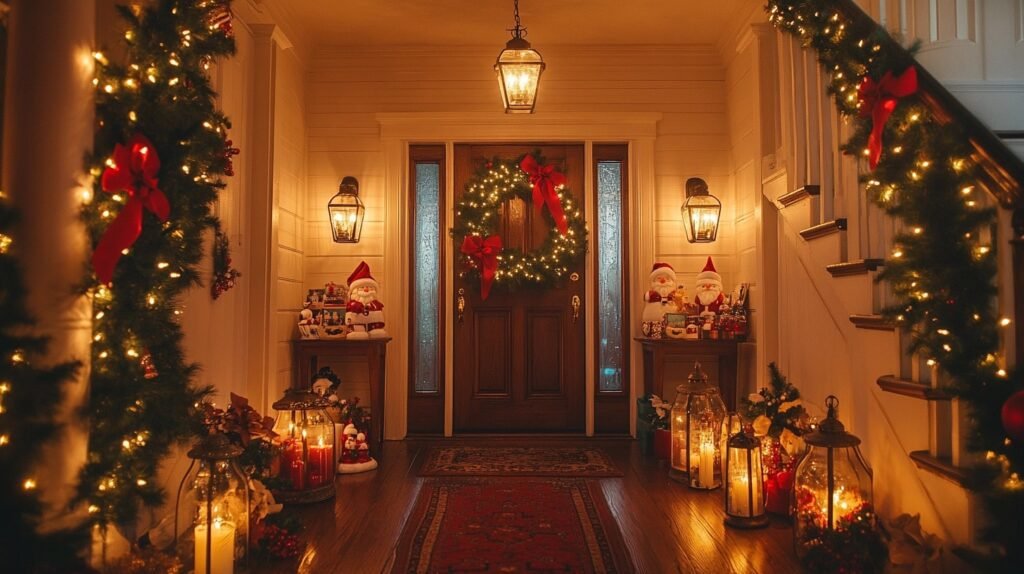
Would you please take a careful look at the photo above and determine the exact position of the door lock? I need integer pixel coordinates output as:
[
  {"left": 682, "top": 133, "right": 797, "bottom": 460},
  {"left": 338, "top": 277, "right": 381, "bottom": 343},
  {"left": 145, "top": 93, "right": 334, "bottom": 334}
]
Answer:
[{"left": 457, "top": 288, "right": 466, "bottom": 323}]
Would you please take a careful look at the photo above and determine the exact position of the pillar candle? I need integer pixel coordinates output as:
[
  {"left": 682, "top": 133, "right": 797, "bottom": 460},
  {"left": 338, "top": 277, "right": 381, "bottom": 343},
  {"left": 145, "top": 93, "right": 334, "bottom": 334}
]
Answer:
[
  {"left": 194, "top": 520, "right": 235, "bottom": 574},
  {"left": 698, "top": 439, "right": 715, "bottom": 487},
  {"left": 307, "top": 439, "right": 334, "bottom": 487},
  {"left": 729, "top": 474, "right": 750, "bottom": 516}
]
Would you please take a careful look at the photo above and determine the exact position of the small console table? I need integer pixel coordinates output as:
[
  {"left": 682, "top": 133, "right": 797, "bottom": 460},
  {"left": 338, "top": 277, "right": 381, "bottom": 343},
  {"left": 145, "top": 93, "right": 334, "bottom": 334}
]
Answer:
[
  {"left": 292, "top": 338, "right": 391, "bottom": 456},
  {"left": 634, "top": 338, "right": 739, "bottom": 410}
]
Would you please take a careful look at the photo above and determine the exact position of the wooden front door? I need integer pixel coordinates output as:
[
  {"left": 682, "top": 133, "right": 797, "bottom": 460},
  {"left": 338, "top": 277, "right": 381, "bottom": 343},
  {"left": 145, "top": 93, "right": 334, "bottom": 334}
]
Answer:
[{"left": 453, "top": 144, "right": 586, "bottom": 433}]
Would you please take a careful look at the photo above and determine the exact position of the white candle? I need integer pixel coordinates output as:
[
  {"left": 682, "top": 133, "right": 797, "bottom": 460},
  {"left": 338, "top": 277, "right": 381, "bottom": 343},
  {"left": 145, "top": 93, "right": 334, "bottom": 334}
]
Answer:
[
  {"left": 698, "top": 440, "right": 715, "bottom": 487},
  {"left": 729, "top": 474, "right": 750, "bottom": 515},
  {"left": 195, "top": 520, "right": 235, "bottom": 574}
]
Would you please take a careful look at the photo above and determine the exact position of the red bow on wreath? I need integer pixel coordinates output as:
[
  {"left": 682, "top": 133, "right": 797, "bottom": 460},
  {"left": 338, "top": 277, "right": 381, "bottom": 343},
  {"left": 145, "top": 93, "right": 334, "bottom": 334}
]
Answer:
[
  {"left": 857, "top": 66, "right": 918, "bottom": 170},
  {"left": 461, "top": 234, "right": 502, "bottom": 300},
  {"left": 520, "top": 154, "right": 568, "bottom": 236},
  {"left": 92, "top": 133, "right": 170, "bottom": 285}
]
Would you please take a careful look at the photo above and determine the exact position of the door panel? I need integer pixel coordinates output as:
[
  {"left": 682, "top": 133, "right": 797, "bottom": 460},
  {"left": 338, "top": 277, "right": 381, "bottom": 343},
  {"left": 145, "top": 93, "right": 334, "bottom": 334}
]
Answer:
[{"left": 453, "top": 143, "right": 586, "bottom": 433}]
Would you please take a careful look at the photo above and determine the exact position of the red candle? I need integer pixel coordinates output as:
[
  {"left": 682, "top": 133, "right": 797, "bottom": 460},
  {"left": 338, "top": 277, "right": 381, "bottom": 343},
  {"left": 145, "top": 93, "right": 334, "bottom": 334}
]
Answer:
[
  {"left": 307, "top": 441, "right": 334, "bottom": 487},
  {"left": 280, "top": 438, "right": 306, "bottom": 490}
]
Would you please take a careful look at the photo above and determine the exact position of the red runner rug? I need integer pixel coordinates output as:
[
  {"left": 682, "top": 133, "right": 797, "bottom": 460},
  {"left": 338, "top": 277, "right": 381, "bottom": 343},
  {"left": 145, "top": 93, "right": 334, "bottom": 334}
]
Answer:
[
  {"left": 418, "top": 446, "right": 622, "bottom": 477},
  {"left": 391, "top": 478, "right": 634, "bottom": 573}
]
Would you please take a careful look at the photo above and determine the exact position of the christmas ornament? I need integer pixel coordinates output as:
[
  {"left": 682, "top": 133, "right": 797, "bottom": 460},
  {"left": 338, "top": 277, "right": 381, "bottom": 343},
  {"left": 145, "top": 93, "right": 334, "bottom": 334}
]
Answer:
[
  {"left": 93, "top": 133, "right": 170, "bottom": 285},
  {"left": 857, "top": 66, "right": 918, "bottom": 169},
  {"left": 211, "top": 226, "right": 241, "bottom": 299},
  {"left": 451, "top": 153, "right": 586, "bottom": 296},
  {"left": 1001, "top": 389, "right": 1024, "bottom": 442},
  {"left": 222, "top": 137, "right": 240, "bottom": 177},
  {"left": 460, "top": 234, "right": 502, "bottom": 300},
  {"left": 207, "top": 1, "right": 233, "bottom": 38},
  {"left": 140, "top": 351, "right": 158, "bottom": 379},
  {"left": 520, "top": 153, "right": 568, "bottom": 235}
]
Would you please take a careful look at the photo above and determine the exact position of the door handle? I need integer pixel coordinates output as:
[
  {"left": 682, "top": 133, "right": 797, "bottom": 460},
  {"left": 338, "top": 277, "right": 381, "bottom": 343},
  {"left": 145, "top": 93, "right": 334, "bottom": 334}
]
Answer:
[
  {"left": 457, "top": 288, "right": 466, "bottom": 323},
  {"left": 571, "top": 295, "right": 581, "bottom": 323}
]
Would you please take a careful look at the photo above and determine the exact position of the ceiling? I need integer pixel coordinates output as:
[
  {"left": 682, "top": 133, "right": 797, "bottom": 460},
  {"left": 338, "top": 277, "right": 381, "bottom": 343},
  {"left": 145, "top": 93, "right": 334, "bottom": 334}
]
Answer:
[{"left": 260, "top": 0, "right": 757, "bottom": 49}]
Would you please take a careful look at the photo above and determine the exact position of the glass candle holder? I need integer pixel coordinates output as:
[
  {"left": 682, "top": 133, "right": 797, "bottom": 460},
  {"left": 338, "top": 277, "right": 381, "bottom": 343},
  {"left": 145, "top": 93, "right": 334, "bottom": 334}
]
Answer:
[
  {"left": 271, "top": 388, "right": 336, "bottom": 503},
  {"left": 669, "top": 362, "right": 727, "bottom": 489}
]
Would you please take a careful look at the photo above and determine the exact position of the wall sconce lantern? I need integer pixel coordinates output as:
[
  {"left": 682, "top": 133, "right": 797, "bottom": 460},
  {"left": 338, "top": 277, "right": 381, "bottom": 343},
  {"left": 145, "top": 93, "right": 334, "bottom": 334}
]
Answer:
[
  {"left": 494, "top": 0, "right": 545, "bottom": 113},
  {"left": 669, "top": 362, "right": 727, "bottom": 489},
  {"left": 328, "top": 176, "right": 365, "bottom": 243},
  {"left": 681, "top": 177, "right": 721, "bottom": 243}
]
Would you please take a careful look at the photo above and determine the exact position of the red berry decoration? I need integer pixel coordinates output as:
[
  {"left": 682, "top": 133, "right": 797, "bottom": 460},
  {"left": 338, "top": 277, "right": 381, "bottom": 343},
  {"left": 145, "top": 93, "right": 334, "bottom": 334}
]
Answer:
[{"left": 1002, "top": 389, "right": 1024, "bottom": 442}]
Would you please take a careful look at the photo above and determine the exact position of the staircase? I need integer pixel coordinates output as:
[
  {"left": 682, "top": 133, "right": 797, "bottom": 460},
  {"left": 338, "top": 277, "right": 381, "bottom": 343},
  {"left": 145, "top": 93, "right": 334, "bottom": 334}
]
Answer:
[{"left": 766, "top": 0, "right": 1024, "bottom": 550}]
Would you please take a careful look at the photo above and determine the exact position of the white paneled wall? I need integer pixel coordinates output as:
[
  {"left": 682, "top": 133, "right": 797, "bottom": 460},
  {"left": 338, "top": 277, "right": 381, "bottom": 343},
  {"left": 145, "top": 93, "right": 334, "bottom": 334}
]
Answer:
[
  {"left": 273, "top": 48, "right": 308, "bottom": 400},
  {"left": 305, "top": 45, "right": 737, "bottom": 316}
]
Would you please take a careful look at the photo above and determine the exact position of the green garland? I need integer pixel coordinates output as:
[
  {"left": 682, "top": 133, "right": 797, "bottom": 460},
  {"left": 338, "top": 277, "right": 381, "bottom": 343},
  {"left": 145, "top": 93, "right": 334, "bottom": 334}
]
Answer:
[
  {"left": 451, "top": 153, "right": 587, "bottom": 293},
  {"left": 78, "top": 0, "right": 235, "bottom": 527},
  {"left": 767, "top": 0, "right": 1023, "bottom": 567},
  {"left": 0, "top": 203, "right": 87, "bottom": 571}
]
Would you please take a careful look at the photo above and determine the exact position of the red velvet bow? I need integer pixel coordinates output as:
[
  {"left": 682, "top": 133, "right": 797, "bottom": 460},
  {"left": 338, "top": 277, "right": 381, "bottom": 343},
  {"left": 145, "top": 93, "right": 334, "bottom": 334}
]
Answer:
[
  {"left": 461, "top": 234, "right": 502, "bottom": 300},
  {"left": 519, "top": 154, "right": 568, "bottom": 236},
  {"left": 858, "top": 66, "right": 918, "bottom": 170},
  {"left": 92, "top": 133, "right": 170, "bottom": 285}
]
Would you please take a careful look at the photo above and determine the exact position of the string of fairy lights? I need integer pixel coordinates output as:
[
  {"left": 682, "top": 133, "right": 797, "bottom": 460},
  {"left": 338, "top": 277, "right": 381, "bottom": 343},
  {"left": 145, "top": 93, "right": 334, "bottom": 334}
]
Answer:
[
  {"left": 767, "top": 0, "right": 1022, "bottom": 563},
  {"left": 452, "top": 156, "right": 588, "bottom": 292},
  {"left": 77, "top": 0, "right": 235, "bottom": 527}
]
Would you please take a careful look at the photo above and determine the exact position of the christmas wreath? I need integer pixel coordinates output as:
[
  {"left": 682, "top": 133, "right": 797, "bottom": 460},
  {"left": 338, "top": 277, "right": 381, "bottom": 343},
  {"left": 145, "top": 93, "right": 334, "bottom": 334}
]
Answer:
[{"left": 451, "top": 152, "right": 587, "bottom": 299}]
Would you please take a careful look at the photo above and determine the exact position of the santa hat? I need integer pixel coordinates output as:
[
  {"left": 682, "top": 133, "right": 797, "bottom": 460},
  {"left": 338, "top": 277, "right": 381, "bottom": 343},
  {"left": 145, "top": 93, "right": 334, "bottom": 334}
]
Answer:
[
  {"left": 695, "top": 256, "right": 722, "bottom": 288},
  {"left": 347, "top": 261, "right": 378, "bottom": 291},
  {"left": 650, "top": 262, "right": 676, "bottom": 281}
]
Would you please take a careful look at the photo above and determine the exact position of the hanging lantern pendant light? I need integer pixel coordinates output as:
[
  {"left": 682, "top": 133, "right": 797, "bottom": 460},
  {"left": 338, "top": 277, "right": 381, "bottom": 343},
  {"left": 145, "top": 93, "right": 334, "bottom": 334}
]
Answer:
[
  {"left": 495, "top": 0, "right": 546, "bottom": 114},
  {"left": 681, "top": 177, "right": 722, "bottom": 243}
]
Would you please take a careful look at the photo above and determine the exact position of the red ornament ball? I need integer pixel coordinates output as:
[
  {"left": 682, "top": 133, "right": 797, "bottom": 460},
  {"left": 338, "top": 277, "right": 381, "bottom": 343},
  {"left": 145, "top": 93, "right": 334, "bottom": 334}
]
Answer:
[{"left": 1002, "top": 389, "right": 1024, "bottom": 442}]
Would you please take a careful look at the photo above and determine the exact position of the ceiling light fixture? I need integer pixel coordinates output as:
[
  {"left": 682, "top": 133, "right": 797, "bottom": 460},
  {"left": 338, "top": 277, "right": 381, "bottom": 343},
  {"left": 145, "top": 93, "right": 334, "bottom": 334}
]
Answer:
[{"left": 494, "top": 0, "right": 545, "bottom": 114}]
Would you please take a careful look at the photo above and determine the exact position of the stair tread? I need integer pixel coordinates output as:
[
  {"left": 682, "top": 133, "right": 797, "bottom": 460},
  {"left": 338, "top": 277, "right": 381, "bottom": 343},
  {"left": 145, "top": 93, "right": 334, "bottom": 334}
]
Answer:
[
  {"left": 826, "top": 259, "right": 885, "bottom": 277},
  {"left": 909, "top": 450, "right": 970, "bottom": 487},
  {"left": 778, "top": 184, "right": 821, "bottom": 207},
  {"left": 849, "top": 314, "right": 895, "bottom": 331},
  {"left": 877, "top": 375, "right": 952, "bottom": 400},
  {"left": 800, "top": 218, "right": 848, "bottom": 240}
]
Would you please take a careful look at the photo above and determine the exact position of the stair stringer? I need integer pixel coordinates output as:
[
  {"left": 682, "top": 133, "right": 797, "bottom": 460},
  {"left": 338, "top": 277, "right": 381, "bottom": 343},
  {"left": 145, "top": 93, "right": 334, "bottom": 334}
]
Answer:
[{"left": 775, "top": 205, "right": 973, "bottom": 545}]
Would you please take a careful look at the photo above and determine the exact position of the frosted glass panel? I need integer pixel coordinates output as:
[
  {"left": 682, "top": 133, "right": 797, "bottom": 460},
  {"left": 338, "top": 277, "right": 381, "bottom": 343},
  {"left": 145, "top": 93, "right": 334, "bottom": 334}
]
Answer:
[
  {"left": 413, "top": 163, "right": 440, "bottom": 393},
  {"left": 597, "top": 162, "right": 624, "bottom": 392}
]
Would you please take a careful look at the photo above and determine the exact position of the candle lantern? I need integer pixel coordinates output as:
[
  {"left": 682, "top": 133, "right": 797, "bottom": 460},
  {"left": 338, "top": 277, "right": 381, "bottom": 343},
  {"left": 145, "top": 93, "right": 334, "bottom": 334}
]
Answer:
[
  {"left": 724, "top": 424, "right": 769, "bottom": 529},
  {"left": 271, "top": 388, "right": 336, "bottom": 503},
  {"left": 669, "top": 362, "right": 727, "bottom": 489},
  {"left": 174, "top": 434, "right": 250, "bottom": 574},
  {"left": 793, "top": 396, "right": 874, "bottom": 559}
]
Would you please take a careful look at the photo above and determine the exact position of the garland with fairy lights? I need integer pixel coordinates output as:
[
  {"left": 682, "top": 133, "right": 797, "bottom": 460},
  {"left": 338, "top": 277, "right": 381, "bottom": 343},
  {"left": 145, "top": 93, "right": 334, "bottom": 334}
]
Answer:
[
  {"left": 77, "top": 0, "right": 236, "bottom": 528},
  {"left": 451, "top": 153, "right": 587, "bottom": 299},
  {"left": 0, "top": 203, "right": 87, "bottom": 570},
  {"left": 768, "top": 0, "right": 1023, "bottom": 567}
]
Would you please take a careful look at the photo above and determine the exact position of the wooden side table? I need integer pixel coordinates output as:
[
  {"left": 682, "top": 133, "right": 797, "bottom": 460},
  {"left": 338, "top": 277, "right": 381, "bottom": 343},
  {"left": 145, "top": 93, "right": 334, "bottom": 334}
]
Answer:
[
  {"left": 635, "top": 338, "right": 739, "bottom": 410},
  {"left": 292, "top": 338, "right": 391, "bottom": 456}
]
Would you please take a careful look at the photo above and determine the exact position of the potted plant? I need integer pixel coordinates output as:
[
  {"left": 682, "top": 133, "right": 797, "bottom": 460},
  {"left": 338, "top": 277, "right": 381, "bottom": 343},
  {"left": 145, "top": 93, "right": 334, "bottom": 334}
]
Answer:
[{"left": 637, "top": 393, "right": 671, "bottom": 457}]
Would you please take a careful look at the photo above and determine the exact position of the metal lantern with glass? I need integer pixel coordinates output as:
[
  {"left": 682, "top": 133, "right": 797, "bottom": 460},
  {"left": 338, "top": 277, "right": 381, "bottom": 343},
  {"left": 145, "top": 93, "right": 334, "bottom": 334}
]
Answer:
[
  {"left": 724, "top": 423, "right": 769, "bottom": 529},
  {"left": 271, "top": 388, "right": 336, "bottom": 503},
  {"left": 175, "top": 434, "right": 250, "bottom": 574},
  {"left": 670, "top": 362, "right": 727, "bottom": 489},
  {"left": 327, "top": 176, "right": 365, "bottom": 243},
  {"left": 793, "top": 395, "right": 874, "bottom": 558},
  {"left": 494, "top": 0, "right": 545, "bottom": 113},
  {"left": 681, "top": 177, "right": 721, "bottom": 243}
]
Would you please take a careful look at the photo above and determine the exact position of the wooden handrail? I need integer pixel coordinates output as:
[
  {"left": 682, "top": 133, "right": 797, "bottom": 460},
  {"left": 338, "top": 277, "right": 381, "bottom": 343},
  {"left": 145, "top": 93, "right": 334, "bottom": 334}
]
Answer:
[{"left": 834, "top": 0, "right": 1024, "bottom": 209}]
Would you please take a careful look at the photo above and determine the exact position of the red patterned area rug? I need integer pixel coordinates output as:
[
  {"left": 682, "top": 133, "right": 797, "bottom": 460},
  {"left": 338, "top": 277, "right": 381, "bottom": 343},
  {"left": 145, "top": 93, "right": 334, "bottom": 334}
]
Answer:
[
  {"left": 418, "top": 446, "right": 622, "bottom": 477},
  {"left": 391, "top": 478, "right": 635, "bottom": 573}
]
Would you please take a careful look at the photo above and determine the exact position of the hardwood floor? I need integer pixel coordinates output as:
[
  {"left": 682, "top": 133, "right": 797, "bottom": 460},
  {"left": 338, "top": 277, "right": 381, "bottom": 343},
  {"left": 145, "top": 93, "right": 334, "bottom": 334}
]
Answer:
[{"left": 252, "top": 437, "right": 803, "bottom": 574}]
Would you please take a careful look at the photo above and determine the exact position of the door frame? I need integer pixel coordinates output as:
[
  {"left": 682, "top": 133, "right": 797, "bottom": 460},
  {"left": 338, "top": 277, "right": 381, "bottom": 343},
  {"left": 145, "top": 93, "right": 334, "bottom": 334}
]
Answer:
[{"left": 378, "top": 111, "right": 661, "bottom": 438}]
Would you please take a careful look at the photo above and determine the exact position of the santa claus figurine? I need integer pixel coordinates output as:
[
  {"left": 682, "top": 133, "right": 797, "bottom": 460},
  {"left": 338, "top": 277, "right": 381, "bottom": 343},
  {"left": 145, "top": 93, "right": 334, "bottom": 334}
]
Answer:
[
  {"left": 345, "top": 261, "right": 387, "bottom": 339},
  {"left": 694, "top": 256, "right": 725, "bottom": 316},
  {"left": 641, "top": 262, "right": 679, "bottom": 338}
]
